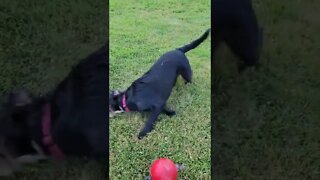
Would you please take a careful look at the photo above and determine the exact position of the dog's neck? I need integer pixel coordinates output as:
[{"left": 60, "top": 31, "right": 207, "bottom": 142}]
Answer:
[
  {"left": 26, "top": 96, "right": 62, "bottom": 158},
  {"left": 117, "top": 87, "right": 138, "bottom": 111},
  {"left": 27, "top": 98, "right": 48, "bottom": 141},
  {"left": 114, "top": 91, "right": 129, "bottom": 112}
]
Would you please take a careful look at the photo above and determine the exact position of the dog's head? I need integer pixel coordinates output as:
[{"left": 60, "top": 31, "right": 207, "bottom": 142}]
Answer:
[
  {"left": 109, "top": 90, "right": 125, "bottom": 118},
  {"left": 0, "top": 89, "right": 37, "bottom": 158}
]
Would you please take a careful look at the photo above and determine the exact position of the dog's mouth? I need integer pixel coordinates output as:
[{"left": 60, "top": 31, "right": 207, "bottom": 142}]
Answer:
[
  {"left": 0, "top": 140, "right": 48, "bottom": 176},
  {"left": 109, "top": 106, "right": 124, "bottom": 118}
]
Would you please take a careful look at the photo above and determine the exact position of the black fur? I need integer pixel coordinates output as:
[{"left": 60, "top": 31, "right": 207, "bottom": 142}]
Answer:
[
  {"left": 213, "top": 0, "right": 263, "bottom": 71},
  {"left": 0, "top": 44, "right": 108, "bottom": 159},
  {"left": 109, "top": 29, "right": 210, "bottom": 139}
]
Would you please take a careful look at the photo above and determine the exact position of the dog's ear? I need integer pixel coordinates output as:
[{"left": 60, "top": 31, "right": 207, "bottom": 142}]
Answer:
[
  {"left": 110, "top": 90, "right": 122, "bottom": 101},
  {"left": 112, "top": 90, "right": 120, "bottom": 96},
  {"left": 8, "top": 89, "right": 33, "bottom": 107},
  {"left": 7, "top": 89, "right": 34, "bottom": 122}
]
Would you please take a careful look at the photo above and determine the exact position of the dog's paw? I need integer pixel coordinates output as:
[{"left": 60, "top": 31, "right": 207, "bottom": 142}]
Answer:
[
  {"left": 163, "top": 109, "right": 176, "bottom": 117},
  {"left": 167, "top": 111, "right": 176, "bottom": 117},
  {"left": 138, "top": 132, "right": 147, "bottom": 140}
]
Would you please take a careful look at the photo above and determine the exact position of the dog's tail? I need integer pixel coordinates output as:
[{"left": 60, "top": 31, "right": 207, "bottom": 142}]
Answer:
[{"left": 177, "top": 28, "right": 210, "bottom": 53}]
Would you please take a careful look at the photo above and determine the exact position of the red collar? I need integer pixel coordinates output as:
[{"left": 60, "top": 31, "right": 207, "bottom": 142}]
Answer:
[
  {"left": 122, "top": 94, "right": 130, "bottom": 112},
  {"left": 42, "top": 103, "right": 65, "bottom": 160}
]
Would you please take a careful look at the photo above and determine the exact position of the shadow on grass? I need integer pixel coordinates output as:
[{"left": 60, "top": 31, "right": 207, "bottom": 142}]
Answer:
[{"left": 213, "top": 0, "right": 320, "bottom": 179}]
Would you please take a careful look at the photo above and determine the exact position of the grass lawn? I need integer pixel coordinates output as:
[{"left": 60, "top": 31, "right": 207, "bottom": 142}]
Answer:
[
  {"left": 109, "top": 0, "right": 211, "bottom": 179},
  {"left": 213, "top": 0, "right": 320, "bottom": 179},
  {"left": 0, "top": 0, "right": 106, "bottom": 179}
]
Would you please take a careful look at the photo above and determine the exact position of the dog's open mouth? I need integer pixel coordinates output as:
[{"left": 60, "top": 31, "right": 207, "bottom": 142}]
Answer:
[
  {"left": 0, "top": 141, "right": 48, "bottom": 176},
  {"left": 109, "top": 106, "right": 124, "bottom": 118}
]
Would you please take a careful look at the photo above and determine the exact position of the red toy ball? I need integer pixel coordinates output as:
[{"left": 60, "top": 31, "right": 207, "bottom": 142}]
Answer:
[{"left": 150, "top": 158, "right": 178, "bottom": 180}]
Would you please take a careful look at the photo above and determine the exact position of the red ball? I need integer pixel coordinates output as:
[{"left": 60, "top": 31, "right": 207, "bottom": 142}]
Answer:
[{"left": 150, "top": 158, "right": 178, "bottom": 180}]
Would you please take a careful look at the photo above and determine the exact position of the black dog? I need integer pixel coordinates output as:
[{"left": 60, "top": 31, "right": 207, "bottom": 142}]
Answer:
[
  {"left": 213, "top": 0, "right": 263, "bottom": 71},
  {"left": 109, "top": 29, "right": 210, "bottom": 139},
  {"left": 0, "top": 44, "right": 108, "bottom": 172}
]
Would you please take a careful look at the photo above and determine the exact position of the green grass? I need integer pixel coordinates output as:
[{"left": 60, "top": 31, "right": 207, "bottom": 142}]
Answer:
[
  {"left": 0, "top": 0, "right": 106, "bottom": 179},
  {"left": 213, "top": 0, "right": 320, "bottom": 179},
  {"left": 109, "top": 0, "right": 210, "bottom": 179}
]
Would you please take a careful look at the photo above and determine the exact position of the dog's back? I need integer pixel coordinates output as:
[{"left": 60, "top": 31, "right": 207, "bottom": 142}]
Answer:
[
  {"left": 132, "top": 30, "right": 210, "bottom": 100},
  {"left": 48, "top": 44, "right": 108, "bottom": 157}
]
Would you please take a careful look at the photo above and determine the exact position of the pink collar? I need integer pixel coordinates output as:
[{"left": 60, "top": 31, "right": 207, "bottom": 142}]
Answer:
[
  {"left": 122, "top": 94, "right": 130, "bottom": 112},
  {"left": 42, "top": 103, "right": 65, "bottom": 160}
]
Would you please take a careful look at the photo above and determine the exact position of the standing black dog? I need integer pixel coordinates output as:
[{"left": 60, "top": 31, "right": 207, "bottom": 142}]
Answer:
[
  {"left": 213, "top": 0, "right": 263, "bottom": 71},
  {"left": 0, "top": 44, "right": 108, "bottom": 174},
  {"left": 109, "top": 29, "right": 210, "bottom": 139}
]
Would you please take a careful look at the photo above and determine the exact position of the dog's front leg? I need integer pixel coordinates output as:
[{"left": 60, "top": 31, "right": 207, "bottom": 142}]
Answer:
[
  {"left": 138, "top": 107, "right": 163, "bottom": 139},
  {"left": 162, "top": 107, "right": 176, "bottom": 117}
]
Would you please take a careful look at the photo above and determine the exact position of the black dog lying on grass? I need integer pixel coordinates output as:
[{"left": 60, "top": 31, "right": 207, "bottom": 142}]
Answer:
[
  {"left": 0, "top": 44, "right": 108, "bottom": 176},
  {"left": 213, "top": 0, "right": 263, "bottom": 72},
  {"left": 109, "top": 29, "right": 210, "bottom": 139}
]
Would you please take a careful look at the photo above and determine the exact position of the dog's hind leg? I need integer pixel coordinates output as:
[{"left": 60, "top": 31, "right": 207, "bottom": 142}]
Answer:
[
  {"left": 138, "top": 105, "right": 163, "bottom": 139},
  {"left": 180, "top": 61, "right": 192, "bottom": 84}
]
